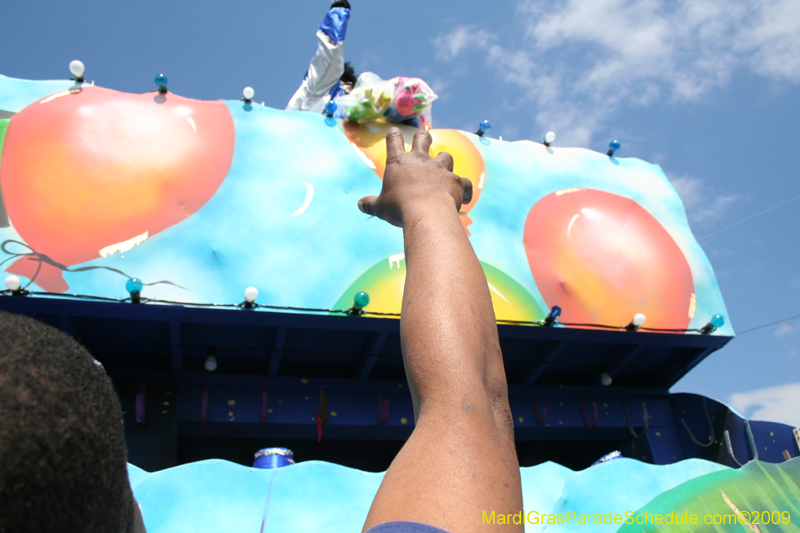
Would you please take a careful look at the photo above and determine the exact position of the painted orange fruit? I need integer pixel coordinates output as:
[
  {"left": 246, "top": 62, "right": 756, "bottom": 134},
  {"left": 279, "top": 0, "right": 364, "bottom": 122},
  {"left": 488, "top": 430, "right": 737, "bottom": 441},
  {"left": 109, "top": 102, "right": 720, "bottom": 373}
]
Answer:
[
  {"left": 523, "top": 188, "right": 695, "bottom": 330},
  {"left": 343, "top": 123, "right": 486, "bottom": 233},
  {"left": 0, "top": 86, "right": 235, "bottom": 291}
]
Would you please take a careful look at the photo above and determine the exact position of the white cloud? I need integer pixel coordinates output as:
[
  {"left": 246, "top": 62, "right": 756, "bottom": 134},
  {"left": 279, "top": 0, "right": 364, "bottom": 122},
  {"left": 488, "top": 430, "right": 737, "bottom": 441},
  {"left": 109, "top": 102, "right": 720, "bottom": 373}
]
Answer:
[
  {"left": 434, "top": 0, "right": 800, "bottom": 144},
  {"left": 737, "top": 0, "right": 800, "bottom": 82},
  {"left": 668, "top": 174, "right": 740, "bottom": 227},
  {"left": 773, "top": 323, "right": 797, "bottom": 338},
  {"left": 433, "top": 25, "right": 495, "bottom": 62},
  {"left": 728, "top": 382, "right": 800, "bottom": 427},
  {"left": 424, "top": 75, "right": 452, "bottom": 104}
]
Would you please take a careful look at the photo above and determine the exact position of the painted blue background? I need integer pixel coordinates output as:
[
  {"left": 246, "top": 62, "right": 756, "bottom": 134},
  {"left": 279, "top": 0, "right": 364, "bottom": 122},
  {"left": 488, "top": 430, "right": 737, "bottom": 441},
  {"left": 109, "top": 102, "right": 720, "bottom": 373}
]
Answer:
[
  {"left": 0, "top": 75, "right": 731, "bottom": 335},
  {"left": 129, "top": 458, "right": 729, "bottom": 533}
]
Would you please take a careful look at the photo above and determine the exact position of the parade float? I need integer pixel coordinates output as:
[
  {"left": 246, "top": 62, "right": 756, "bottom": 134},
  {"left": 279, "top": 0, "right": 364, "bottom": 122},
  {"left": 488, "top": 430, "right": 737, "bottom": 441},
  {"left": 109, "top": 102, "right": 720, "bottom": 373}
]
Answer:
[{"left": 1, "top": 68, "right": 797, "bottom": 532}]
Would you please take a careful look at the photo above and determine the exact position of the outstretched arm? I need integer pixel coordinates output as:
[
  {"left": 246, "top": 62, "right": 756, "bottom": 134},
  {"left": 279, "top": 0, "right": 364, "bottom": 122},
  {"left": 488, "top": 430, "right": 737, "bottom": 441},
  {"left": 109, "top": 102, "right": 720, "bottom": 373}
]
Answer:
[
  {"left": 359, "top": 128, "right": 523, "bottom": 533},
  {"left": 285, "top": 2, "right": 351, "bottom": 112}
]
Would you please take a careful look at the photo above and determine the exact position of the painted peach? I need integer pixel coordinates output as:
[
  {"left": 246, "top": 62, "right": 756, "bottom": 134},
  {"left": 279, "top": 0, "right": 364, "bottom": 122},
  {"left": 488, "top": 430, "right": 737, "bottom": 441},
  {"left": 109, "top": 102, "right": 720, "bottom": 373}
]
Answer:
[
  {"left": 343, "top": 123, "right": 486, "bottom": 232},
  {"left": 524, "top": 188, "right": 694, "bottom": 330},
  {"left": 0, "top": 86, "right": 234, "bottom": 291}
]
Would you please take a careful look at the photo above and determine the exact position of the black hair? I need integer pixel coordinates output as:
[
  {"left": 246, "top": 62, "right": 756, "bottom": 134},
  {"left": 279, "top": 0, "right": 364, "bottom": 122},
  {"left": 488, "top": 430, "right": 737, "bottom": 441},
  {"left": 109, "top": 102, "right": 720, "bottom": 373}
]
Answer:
[
  {"left": 0, "top": 310, "right": 135, "bottom": 533},
  {"left": 340, "top": 61, "right": 357, "bottom": 87}
]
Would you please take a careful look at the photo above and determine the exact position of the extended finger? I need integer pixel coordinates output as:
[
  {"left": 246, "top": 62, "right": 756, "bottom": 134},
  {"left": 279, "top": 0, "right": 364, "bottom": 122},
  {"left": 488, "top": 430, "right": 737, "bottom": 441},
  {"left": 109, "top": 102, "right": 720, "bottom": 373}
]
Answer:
[
  {"left": 385, "top": 128, "right": 406, "bottom": 160},
  {"left": 433, "top": 151, "right": 455, "bottom": 172},
  {"left": 460, "top": 177, "right": 473, "bottom": 205},
  {"left": 410, "top": 129, "right": 432, "bottom": 154}
]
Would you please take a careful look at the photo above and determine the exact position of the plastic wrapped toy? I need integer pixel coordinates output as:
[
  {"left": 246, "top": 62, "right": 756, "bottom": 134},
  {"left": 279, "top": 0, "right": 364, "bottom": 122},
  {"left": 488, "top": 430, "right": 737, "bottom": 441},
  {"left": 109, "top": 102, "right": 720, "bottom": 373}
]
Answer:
[
  {"left": 335, "top": 72, "right": 393, "bottom": 122},
  {"left": 334, "top": 72, "right": 437, "bottom": 126},
  {"left": 383, "top": 76, "right": 437, "bottom": 126}
]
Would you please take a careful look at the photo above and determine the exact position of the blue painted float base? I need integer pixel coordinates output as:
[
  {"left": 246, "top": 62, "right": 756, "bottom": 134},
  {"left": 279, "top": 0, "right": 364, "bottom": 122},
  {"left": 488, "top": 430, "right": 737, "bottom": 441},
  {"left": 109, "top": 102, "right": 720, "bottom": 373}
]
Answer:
[{"left": 129, "top": 458, "right": 731, "bottom": 533}]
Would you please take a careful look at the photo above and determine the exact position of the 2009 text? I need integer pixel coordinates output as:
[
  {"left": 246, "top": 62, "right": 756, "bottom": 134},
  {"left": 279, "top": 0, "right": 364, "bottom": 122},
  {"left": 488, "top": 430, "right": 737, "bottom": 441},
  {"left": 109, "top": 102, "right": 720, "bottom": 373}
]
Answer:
[{"left": 481, "top": 510, "right": 793, "bottom": 526}]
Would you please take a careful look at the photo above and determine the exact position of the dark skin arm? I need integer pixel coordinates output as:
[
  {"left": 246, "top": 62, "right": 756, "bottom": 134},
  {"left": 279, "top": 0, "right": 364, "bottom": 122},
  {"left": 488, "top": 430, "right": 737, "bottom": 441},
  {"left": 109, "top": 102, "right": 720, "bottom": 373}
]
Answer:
[{"left": 359, "top": 128, "right": 523, "bottom": 532}]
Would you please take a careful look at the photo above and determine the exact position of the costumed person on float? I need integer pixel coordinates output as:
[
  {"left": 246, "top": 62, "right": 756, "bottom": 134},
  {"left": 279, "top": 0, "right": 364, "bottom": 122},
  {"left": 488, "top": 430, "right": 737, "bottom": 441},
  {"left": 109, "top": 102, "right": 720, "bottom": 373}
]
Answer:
[
  {"left": 287, "top": 0, "right": 437, "bottom": 128},
  {"left": 286, "top": 1, "right": 355, "bottom": 113}
]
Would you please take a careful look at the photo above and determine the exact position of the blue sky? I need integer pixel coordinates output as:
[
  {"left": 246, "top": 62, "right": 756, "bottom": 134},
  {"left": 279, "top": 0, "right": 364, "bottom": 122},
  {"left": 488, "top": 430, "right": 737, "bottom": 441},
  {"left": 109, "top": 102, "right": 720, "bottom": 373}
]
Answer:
[{"left": 2, "top": 0, "right": 798, "bottom": 427}]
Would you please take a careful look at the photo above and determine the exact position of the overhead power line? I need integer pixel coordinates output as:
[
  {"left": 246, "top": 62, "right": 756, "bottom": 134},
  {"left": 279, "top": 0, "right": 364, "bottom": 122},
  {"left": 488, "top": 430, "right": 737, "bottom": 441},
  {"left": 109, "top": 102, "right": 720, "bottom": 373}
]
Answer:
[
  {"left": 737, "top": 313, "right": 800, "bottom": 335},
  {"left": 697, "top": 192, "right": 800, "bottom": 241}
]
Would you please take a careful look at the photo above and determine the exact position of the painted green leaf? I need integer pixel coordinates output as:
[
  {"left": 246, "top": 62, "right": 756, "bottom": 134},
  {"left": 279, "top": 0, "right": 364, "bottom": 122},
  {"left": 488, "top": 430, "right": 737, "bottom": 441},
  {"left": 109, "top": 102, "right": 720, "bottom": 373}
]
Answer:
[
  {"left": 0, "top": 118, "right": 10, "bottom": 160},
  {"left": 616, "top": 459, "right": 800, "bottom": 533}
]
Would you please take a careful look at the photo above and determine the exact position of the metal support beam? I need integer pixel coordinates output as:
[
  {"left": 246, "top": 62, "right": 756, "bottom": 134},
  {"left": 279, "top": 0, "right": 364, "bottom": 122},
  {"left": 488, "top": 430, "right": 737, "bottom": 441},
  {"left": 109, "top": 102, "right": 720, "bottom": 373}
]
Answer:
[
  {"left": 170, "top": 320, "right": 183, "bottom": 372},
  {"left": 667, "top": 347, "right": 714, "bottom": 384},
  {"left": 609, "top": 345, "right": 644, "bottom": 378},
  {"left": 0, "top": 295, "right": 732, "bottom": 390},
  {"left": 523, "top": 341, "right": 568, "bottom": 385},
  {"left": 269, "top": 327, "right": 288, "bottom": 376},
  {"left": 359, "top": 330, "right": 388, "bottom": 380}
]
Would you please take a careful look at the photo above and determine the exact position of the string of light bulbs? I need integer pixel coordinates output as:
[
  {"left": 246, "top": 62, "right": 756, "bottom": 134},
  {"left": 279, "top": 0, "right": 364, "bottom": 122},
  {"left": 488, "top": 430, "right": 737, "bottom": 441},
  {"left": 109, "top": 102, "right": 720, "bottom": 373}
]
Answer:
[
  {"left": 3, "top": 274, "right": 727, "bottom": 335},
  {"left": 62, "top": 60, "right": 631, "bottom": 154}
]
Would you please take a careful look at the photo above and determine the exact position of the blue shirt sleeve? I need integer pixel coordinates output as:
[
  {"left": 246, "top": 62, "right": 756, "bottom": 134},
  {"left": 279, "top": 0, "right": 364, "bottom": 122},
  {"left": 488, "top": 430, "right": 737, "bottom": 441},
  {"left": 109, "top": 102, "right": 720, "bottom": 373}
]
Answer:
[
  {"left": 319, "top": 7, "right": 350, "bottom": 44},
  {"left": 364, "top": 522, "right": 452, "bottom": 533}
]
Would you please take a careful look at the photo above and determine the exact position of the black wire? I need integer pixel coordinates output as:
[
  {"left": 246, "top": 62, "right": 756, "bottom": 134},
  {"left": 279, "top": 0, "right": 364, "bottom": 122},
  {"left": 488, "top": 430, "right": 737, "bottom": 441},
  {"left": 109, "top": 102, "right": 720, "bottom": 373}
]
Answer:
[
  {"left": 0, "top": 291, "right": 712, "bottom": 370},
  {"left": 1, "top": 290, "right": 717, "bottom": 333},
  {"left": 558, "top": 322, "right": 621, "bottom": 329},
  {"left": 16, "top": 288, "right": 800, "bottom": 337},
  {"left": 737, "top": 313, "right": 800, "bottom": 335},
  {"left": 697, "top": 192, "right": 800, "bottom": 242},
  {"left": 1, "top": 290, "right": 123, "bottom": 303},
  {"left": 638, "top": 326, "right": 698, "bottom": 332}
]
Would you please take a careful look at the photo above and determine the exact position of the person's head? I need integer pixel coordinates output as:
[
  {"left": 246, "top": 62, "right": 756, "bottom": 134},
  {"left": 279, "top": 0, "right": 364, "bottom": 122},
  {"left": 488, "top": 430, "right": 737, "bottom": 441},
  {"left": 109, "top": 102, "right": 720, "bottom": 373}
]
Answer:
[
  {"left": 0, "top": 310, "right": 142, "bottom": 533},
  {"left": 340, "top": 61, "right": 357, "bottom": 94}
]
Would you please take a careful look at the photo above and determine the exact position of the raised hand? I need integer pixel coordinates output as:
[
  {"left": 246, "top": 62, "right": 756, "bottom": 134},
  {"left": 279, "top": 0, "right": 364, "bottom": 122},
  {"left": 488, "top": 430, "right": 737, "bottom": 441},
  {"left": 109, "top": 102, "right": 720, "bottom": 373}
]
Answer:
[{"left": 357, "top": 128, "right": 472, "bottom": 228}]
